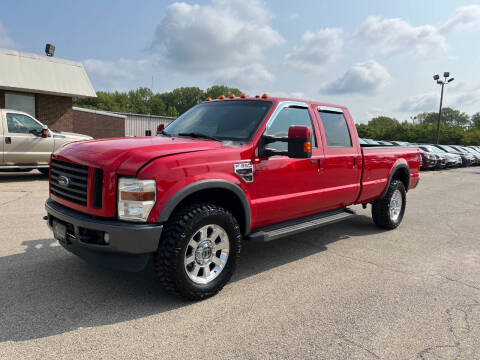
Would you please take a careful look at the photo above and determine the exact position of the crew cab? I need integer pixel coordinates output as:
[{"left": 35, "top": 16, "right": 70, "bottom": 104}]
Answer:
[
  {"left": 0, "top": 109, "right": 92, "bottom": 174},
  {"left": 45, "top": 96, "right": 420, "bottom": 300}
]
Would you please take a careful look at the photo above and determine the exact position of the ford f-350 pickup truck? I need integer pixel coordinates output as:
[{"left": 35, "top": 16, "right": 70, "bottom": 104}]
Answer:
[
  {"left": 0, "top": 109, "right": 92, "bottom": 174},
  {"left": 45, "top": 95, "right": 420, "bottom": 300}
]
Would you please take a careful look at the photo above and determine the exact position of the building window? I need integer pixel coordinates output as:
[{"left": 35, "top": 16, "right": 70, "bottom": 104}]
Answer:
[{"left": 5, "top": 92, "right": 36, "bottom": 117}]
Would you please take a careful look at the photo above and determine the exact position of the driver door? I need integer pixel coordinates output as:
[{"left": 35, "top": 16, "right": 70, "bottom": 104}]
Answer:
[
  {"left": 247, "top": 104, "right": 324, "bottom": 228},
  {"left": 3, "top": 112, "right": 54, "bottom": 165}
]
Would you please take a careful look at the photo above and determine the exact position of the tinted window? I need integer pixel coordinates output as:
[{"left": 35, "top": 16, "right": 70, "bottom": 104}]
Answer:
[
  {"left": 319, "top": 111, "right": 352, "bottom": 147},
  {"left": 164, "top": 100, "right": 273, "bottom": 143},
  {"left": 265, "top": 107, "right": 316, "bottom": 152},
  {"left": 6, "top": 113, "right": 43, "bottom": 134}
]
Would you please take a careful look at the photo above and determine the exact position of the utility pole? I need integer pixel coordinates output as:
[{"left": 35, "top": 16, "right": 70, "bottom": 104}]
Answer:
[{"left": 433, "top": 72, "right": 454, "bottom": 144}]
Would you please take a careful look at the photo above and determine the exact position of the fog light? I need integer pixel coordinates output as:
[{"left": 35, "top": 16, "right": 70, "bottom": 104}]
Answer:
[{"left": 104, "top": 233, "right": 110, "bottom": 244}]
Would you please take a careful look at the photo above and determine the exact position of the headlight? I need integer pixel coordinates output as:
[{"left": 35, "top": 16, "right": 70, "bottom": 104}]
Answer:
[{"left": 118, "top": 178, "right": 156, "bottom": 222}]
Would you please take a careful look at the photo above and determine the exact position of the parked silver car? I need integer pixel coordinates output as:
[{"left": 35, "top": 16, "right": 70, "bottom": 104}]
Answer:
[{"left": 0, "top": 109, "right": 92, "bottom": 174}]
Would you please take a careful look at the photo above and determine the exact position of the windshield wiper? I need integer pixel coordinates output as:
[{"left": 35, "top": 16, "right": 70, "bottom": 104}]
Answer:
[
  {"left": 177, "top": 132, "right": 221, "bottom": 142},
  {"left": 160, "top": 130, "right": 171, "bottom": 137}
]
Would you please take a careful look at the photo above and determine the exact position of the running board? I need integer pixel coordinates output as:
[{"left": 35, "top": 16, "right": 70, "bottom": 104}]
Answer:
[{"left": 247, "top": 208, "right": 356, "bottom": 242}]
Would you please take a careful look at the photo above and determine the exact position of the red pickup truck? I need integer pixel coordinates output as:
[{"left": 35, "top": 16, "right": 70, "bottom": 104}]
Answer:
[{"left": 45, "top": 96, "right": 420, "bottom": 300}]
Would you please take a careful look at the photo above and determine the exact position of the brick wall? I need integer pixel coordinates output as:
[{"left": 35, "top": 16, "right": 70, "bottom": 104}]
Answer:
[
  {"left": 72, "top": 108, "right": 125, "bottom": 139},
  {"left": 36, "top": 94, "right": 73, "bottom": 131},
  {"left": 0, "top": 90, "right": 5, "bottom": 108}
]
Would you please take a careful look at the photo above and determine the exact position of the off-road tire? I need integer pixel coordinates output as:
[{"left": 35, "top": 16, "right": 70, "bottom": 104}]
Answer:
[
  {"left": 371, "top": 180, "right": 406, "bottom": 230},
  {"left": 154, "top": 203, "right": 242, "bottom": 300}
]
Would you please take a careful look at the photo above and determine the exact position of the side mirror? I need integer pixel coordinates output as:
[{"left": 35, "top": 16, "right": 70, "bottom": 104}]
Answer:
[
  {"left": 287, "top": 125, "right": 312, "bottom": 158},
  {"left": 259, "top": 125, "right": 312, "bottom": 159},
  {"left": 41, "top": 125, "right": 49, "bottom": 138},
  {"left": 157, "top": 124, "right": 165, "bottom": 135}
]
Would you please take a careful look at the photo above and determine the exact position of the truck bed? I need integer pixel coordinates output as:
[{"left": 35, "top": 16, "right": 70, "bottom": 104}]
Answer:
[{"left": 356, "top": 146, "right": 420, "bottom": 204}]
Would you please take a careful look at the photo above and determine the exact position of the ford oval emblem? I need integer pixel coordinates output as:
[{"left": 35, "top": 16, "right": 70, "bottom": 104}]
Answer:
[{"left": 57, "top": 175, "right": 70, "bottom": 187}]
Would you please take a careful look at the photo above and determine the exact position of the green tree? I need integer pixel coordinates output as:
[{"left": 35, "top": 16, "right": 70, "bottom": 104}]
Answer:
[
  {"left": 204, "top": 85, "right": 242, "bottom": 99},
  {"left": 471, "top": 113, "right": 480, "bottom": 130}
]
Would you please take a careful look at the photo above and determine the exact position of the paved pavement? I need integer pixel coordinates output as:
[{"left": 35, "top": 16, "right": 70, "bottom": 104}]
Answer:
[{"left": 0, "top": 167, "right": 479, "bottom": 359}]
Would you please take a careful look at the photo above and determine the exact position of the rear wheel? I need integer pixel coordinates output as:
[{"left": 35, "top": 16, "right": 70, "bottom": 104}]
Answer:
[
  {"left": 371, "top": 180, "right": 406, "bottom": 230},
  {"left": 154, "top": 203, "right": 242, "bottom": 300}
]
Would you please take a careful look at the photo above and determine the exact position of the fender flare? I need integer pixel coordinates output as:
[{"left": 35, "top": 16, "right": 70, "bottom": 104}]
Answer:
[
  {"left": 157, "top": 179, "right": 251, "bottom": 235},
  {"left": 381, "top": 163, "right": 410, "bottom": 198}
]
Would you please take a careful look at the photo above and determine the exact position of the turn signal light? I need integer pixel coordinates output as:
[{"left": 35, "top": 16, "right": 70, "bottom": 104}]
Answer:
[
  {"left": 240, "top": 93, "right": 247, "bottom": 98},
  {"left": 303, "top": 142, "right": 312, "bottom": 153},
  {"left": 219, "top": 94, "right": 225, "bottom": 99},
  {"left": 229, "top": 93, "right": 235, "bottom": 99},
  {"left": 261, "top": 93, "right": 268, "bottom": 99},
  {"left": 205, "top": 97, "right": 212, "bottom": 101}
]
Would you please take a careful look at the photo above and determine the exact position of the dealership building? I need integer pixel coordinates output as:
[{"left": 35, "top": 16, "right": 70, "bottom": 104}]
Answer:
[{"left": 0, "top": 48, "right": 174, "bottom": 138}]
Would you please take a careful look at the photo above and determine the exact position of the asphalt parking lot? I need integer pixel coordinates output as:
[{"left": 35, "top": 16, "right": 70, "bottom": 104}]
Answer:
[{"left": 0, "top": 168, "right": 479, "bottom": 359}]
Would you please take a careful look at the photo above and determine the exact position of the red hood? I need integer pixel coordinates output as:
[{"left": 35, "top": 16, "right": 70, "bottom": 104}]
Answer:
[{"left": 54, "top": 136, "right": 222, "bottom": 174}]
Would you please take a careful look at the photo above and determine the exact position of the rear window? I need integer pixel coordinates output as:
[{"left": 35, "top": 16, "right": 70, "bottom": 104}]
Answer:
[{"left": 319, "top": 111, "right": 352, "bottom": 148}]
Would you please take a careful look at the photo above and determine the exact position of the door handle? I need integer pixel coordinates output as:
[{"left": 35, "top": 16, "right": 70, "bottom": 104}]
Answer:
[
  {"left": 5, "top": 137, "right": 11, "bottom": 144},
  {"left": 353, "top": 157, "right": 356, "bottom": 167}
]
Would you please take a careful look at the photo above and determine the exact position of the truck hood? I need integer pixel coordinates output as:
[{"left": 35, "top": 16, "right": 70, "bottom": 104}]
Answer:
[{"left": 54, "top": 136, "right": 223, "bottom": 175}]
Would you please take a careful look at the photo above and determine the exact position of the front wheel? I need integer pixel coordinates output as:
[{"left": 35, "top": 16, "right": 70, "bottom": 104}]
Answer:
[
  {"left": 154, "top": 203, "right": 242, "bottom": 300},
  {"left": 371, "top": 180, "right": 406, "bottom": 230}
]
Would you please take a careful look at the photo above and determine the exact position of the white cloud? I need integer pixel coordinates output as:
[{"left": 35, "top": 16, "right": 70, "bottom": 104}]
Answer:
[
  {"left": 151, "top": 0, "right": 284, "bottom": 72},
  {"left": 0, "top": 22, "right": 16, "bottom": 49},
  {"left": 284, "top": 28, "right": 343, "bottom": 72},
  {"left": 83, "top": 57, "right": 160, "bottom": 90},
  {"left": 320, "top": 60, "right": 391, "bottom": 95},
  {"left": 357, "top": 16, "right": 446, "bottom": 56},
  {"left": 440, "top": 5, "right": 480, "bottom": 32},
  {"left": 215, "top": 63, "right": 274, "bottom": 89},
  {"left": 399, "top": 92, "right": 439, "bottom": 113}
]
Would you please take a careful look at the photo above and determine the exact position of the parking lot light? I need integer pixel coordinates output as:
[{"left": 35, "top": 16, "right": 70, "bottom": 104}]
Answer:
[{"left": 433, "top": 72, "right": 454, "bottom": 144}]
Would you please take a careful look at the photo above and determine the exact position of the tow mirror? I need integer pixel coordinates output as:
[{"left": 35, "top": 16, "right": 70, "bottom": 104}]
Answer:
[
  {"left": 287, "top": 125, "right": 312, "bottom": 158},
  {"left": 259, "top": 125, "right": 312, "bottom": 159},
  {"left": 41, "top": 125, "right": 49, "bottom": 138},
  {"left": 157, "top": 124, "right": 165, "bottom": 135}
]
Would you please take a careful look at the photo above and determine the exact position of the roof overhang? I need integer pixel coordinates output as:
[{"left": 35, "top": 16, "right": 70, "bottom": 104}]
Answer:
[{"left": 0, "top": 48, "right": 97, "bottom": 98}]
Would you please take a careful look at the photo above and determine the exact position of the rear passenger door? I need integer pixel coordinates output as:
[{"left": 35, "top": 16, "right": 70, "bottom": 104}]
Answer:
[{"left": 315, "top": 107, "right": 362, "bottom": 209}]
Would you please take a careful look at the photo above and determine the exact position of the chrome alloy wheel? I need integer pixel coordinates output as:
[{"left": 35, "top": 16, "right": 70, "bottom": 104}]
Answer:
[
  {"left": 184, "top": 224, "right": 230, "bottom": 284},
  {"left": 389, "top": 189, "right": 403, "bottom": 222}
]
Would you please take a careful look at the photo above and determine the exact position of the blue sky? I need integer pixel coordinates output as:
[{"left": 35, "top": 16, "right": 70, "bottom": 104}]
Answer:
[{"left": 1, "top": 0, "right": 480, "bottom": 123}]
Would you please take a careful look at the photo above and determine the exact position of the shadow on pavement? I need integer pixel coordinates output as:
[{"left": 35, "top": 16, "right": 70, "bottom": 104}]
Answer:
[
  {"left": 0, "top": 171, "right": 48, "bottom": 183},
  {"left": 0, "top": 215, "right": 381, "bottom": 342}
]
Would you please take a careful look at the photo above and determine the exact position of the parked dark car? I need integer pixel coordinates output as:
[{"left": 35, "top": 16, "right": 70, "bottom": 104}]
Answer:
[
  {"left": 461, "top": 146, "right": 480, "bottom": 165},
  {"left": 434, "top": 145, "right": 473, "bottom": 166},
  {"left": 391, "top": 141, "right": 411, "bottom": 146},
  {"left": 418, "top": 147, "right": 438, "bottom": 169},
  {"left": 418, "top": 145, "right": 452, "bottom": 168},
  {"left": 449, "top": 145, "right": 476, "bottom": 165}
]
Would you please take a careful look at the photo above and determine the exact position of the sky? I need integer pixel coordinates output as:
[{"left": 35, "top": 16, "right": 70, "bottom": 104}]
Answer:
[{"left": 1, "top": 0, "right": 480, "bottom": 123}]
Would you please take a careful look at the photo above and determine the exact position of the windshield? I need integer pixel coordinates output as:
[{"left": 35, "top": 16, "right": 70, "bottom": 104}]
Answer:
[
  {"left": 163, "top": 100, "right": 273, "bottom": 143},
  {"left": 440, "top": 145, "right": 459, "bottom": 153},
  {"left": 427, "top": 146, "right": 445, "bottom": 154}
]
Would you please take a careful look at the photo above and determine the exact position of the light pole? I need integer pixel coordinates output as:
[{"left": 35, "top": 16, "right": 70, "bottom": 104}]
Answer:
[{"left": 433, "top": 72, "right": 454, "bottom": 144}]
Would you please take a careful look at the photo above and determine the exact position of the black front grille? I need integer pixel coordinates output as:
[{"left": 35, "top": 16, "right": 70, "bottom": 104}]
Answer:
[{"left": 50, "top": 160, "right": 88, "bottom": 206}]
